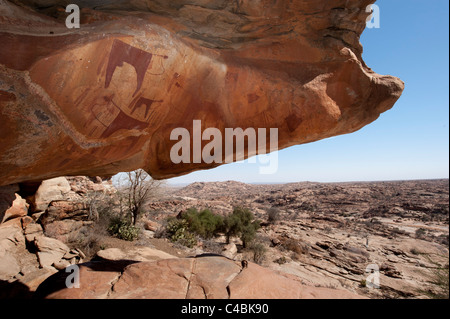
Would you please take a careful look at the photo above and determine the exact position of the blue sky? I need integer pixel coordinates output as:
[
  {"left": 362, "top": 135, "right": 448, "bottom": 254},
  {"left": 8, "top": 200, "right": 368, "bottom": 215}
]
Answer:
[{"left": 167, "top": 0, "right": 449, "bottom": 185}]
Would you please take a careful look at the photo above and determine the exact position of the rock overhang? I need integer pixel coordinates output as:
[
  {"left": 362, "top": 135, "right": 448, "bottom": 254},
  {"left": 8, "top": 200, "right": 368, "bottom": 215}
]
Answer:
[{"left": 0, "top": 0, "right": 404, "bottom": 186}]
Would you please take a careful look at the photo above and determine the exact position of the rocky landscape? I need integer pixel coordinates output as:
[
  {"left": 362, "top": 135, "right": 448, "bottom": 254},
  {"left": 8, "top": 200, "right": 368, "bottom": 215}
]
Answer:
[
  {"left": 0, "top": 176, "right": 448, "bottom": 299},
  {"left": 1, "top": 0, "right": 431, "bottom": 300},
  {"left": 160, "top": 179, "right": 449, "bottom": 298}
]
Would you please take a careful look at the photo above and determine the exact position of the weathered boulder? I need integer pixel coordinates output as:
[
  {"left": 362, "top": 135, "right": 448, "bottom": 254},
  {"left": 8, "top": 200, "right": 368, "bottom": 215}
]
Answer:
[
  {"left": 0, "top": 223, "right": 26, "bottom": 281},
  {"left": 0, "top": 193, "right": 29, "bottom": 224},
  {"left": 0, "top": 224, "right": 25, "bottom": 251},
  {"left": 29, "top": 177, "right": 72, "bottom": 212},
  {"left": 36, "top": 255, "right": 365, "bottom": 299},
  {"left": 95, "top": 247, "right": 177, "bottom": 262},
  {"left": 0, "top": 0, "right": 403, "bottom": 185},
  {"left": 43, "top": 219, "right": 92, "bottom": 243},
  {"left": 0, "top": 252, "right": 21, "bottom": 281},
  {"left": 34, "top": 236, "right": 70, "bottom": 268},
  {"left": 144, "top": 220, "right": 161, "bottom": 232},
  {"left": 222, "top": 242, "right": 238, "bottom": 259},
  {"left": 27, "top": 176, "right": 112, "bottom": 243},
  {"left": 0, "top": 187, "right": 86, "bottom": 293},
  {"left": 43, "top": 201, "right": 89, "bottom": 223},
  {"left": 0, "top": 184, "right": 20, "bottom": 220},
  {"left": 24, "top": 222, "right": 44, "bottom": 243}
]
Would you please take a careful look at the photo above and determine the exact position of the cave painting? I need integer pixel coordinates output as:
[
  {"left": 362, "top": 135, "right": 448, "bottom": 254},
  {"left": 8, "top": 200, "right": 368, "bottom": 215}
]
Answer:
[
  {"left": 77, "top": 39, "right": 168, "bottom": 139},
  {"left": 105, "top": 39, "right": 168, "bottom": 96}
]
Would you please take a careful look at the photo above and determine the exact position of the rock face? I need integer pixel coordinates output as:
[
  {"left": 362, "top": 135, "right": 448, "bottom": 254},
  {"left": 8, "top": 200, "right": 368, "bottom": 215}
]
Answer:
[
  {"left": 28, "top": 176, "right": 114, "bottom": 243},
  {"left": 0, "top": 193, "right": 28, "bottom": 224},
  {"left": 0, "top": 175, "right": 110, "bottom": 296},
  {"left": 36, "top": 255, "right": 365, "bottom": 299},
  {"left": 30, "top": 177, "right": 72, "bottom": 212},
  {"left": 0, "top": 209, "right": 85, "bottom": 294},
  {"left": 0, "top": 0, "right": 403, "bottom": 185}
]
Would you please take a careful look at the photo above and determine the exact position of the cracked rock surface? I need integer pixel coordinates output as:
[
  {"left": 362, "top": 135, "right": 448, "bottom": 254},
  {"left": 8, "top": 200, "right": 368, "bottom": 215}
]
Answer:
[{"left": 36, "top": 255, "right": 365, "bottom": 298}]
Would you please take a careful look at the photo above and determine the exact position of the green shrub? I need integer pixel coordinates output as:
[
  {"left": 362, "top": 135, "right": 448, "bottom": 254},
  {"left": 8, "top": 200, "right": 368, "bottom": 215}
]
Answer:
[
  {"left": 166, "top": 218, "right": 198, "bottom": 248},
  {"left": 182, "top": 208, "right": 224, "bottom": 239},
  {"left": 223, "top": 207, "right": 260, "bottom": 248},
  {"left": 360, "top": 279, "right": 367, "bottom": 288},
  {"left": 107, "top": 217, "right": 140, "bottom": 241},
  {"left": 163, "top": 207, "right": 259, "bottom": 248}
]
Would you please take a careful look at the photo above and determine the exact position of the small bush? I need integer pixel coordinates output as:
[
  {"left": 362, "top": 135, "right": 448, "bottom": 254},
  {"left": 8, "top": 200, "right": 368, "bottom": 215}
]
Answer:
[
  {"left": 415, "top": 228, "right": 427, "bottom": 239},
  {"left": 420, "top": 256, "right": 449, "bottom": 299},
  {"left": 250, "top": 242, "right": 267, "bottom": 265},
  {"left": 281, "top": 238, "right": 309, "bottom": 256},
  {"left": 223, "top": 207, "right": 260, "bottom": 248},
  {"left": 267, "top": 207, "right": 280, "bottom": 224},
  {"left": 438, "top": 234, "right": 449, "bottom": 247},
  {"left": 274, "top": 256, "right": 288, "bottom": 265},
  {"left": 107, "top": 217, "right": 140, "bottom": 241},
  {"left": 201, "top": 239, "right": 223, "bottom": 255},
  {"left": 428, "top": 265, "right": 449, "bottom": 299},
  {"left": 360, "top": 279, "right": 367, "bottom": 288},
  {"left": 166, "top": 218, "right": 197, "bottom": 248}
]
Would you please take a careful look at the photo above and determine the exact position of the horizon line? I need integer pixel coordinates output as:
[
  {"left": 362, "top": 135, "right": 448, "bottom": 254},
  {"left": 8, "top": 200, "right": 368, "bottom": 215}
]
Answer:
[{"left": 166, "top": 177, "right": 449, "bottom": 186}]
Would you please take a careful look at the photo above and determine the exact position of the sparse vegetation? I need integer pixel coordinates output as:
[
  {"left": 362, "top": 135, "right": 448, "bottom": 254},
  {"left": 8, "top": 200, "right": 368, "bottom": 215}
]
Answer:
[
  {"left": 250, "top": 242, "right": 267, "bottom": 265},
  {"left": 391, "top": 227, "right": 408, "bottom": 236},
  {"left": 17, "top": 176, "right": 446, "bottom": 299},
  {"left": 164, "top": 207, "right": 224, "bottom": 248},
  {"left": 115, "top": 169, "right": 164, "bottom": 225},
  {"left": 438, "top": 234, "right": 449, "bottom": 247},
  {"left": 415, "top": 228, "right": 427, "bottom": 239},
  {"left": 161, "top": 206, "right": 261, "bottom": 249},
  {"left": 419, "top": 255, "right": 449, "bottom": 299},
  {"left": 280, "top": 237, "right": 309, "bottom": 258},
  {"left": 166, "top": 218, "right": 198, "bottom": 248},
  {"left": 107, "top": 216, "right": 140, "bottom": 241},
  {"left": 267, "top": 207, "right": 280, "bottom": 224},
  {"left": 182, "top": 208, "right": 224, "bottom": 239},
  {"left": 223, "top": 207, "right": 261, "bottom": 248},
  {"left": 359, "top": 279, "right": 367, "bottom": 288},
  {"left": 274, "top": 256, "right": 288, "bottom": 265},
  {"left": 428, "top": 265, "right": 449, "bottom": 299}
]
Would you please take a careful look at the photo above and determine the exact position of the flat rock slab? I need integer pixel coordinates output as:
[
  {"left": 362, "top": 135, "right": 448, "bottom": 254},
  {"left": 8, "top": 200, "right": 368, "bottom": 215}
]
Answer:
[
  {"left": 36, "top": 256, "right": 365, "bottom": 299},
  {"left": 96, "top": 247, "right": 177, "bottom": 262}
]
